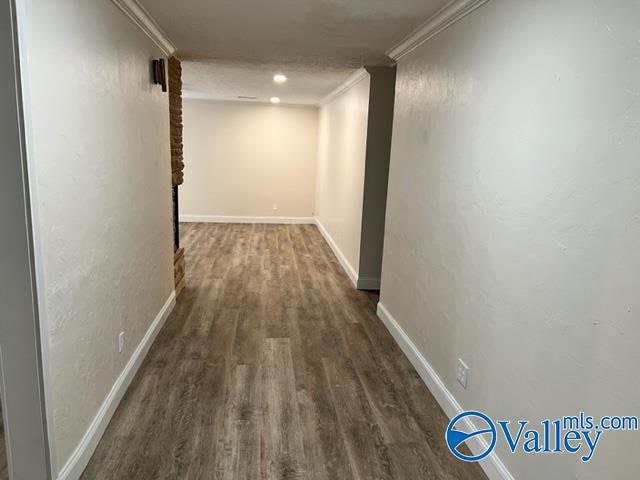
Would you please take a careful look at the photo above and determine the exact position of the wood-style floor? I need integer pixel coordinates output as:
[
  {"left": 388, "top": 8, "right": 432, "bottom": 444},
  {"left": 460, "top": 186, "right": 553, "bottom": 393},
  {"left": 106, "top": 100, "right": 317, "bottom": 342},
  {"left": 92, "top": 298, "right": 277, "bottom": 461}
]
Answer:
[{"left": 82, "top": 223, "right": 486, "bottom": 480}]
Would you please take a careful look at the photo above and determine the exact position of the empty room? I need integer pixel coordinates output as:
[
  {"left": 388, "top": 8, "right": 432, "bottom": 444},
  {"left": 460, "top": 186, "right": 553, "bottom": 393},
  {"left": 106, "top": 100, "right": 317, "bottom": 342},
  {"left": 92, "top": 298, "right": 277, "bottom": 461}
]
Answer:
[{"left": 1, "top": 1, "right": 638, "bottom": 480}]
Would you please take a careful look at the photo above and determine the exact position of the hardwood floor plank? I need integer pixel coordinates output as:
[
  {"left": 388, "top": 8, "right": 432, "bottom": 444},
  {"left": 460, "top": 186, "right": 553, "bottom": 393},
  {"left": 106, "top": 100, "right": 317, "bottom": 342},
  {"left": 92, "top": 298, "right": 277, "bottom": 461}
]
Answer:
[
  {"left": 261, "top": 338, "right": 307, "bottom": 480},
  {"left": 322, "top": 356, "right": 395, "bottom": 480},
  {"left": 342, "top": 323, "right": 422, "bottom": 445},
  {"left": 286, "top": 306, "right": 355, "bottom": 480},
  {"left": 387, "top": 442, "right": 453, "bottom": 480},
  {"left": 231, "top": 307, "right": 263, "bottom": 367},
  {"left": 215, "top": 364, "right": 261, "bottom": 480}
]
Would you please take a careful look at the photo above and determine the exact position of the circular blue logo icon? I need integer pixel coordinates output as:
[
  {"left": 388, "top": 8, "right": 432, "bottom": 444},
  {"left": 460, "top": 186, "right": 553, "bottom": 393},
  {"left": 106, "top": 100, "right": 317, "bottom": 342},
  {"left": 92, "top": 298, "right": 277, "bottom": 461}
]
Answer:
[{"left": 445, "top": 411, "right": 496, "bottom": 462}]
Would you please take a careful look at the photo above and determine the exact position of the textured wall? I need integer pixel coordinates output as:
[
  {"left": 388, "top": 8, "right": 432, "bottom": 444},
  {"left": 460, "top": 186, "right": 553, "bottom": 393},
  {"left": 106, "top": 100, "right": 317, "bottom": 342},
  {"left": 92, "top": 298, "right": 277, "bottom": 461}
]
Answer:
[
  {"left": 19, "top": 0, "right": 175, "bottom": 472},
  {"left": 181, "top": 100, "right": 318, "bottom": 219},
  {"left": 380, "top": 1, "right": 640, "bottom": 478},
  {"left": 316, "top": 75, "right": 370, "bottom": 276}
]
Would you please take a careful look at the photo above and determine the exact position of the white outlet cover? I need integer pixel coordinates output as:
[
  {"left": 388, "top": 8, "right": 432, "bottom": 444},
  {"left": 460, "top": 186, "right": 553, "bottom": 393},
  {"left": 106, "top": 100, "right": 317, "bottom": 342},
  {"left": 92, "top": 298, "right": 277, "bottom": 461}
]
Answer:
[
  {"left": 118, "top": 332, "right": 125, "bottom": 353},
  {"left": 456, "top": 358, "right": 469, "bottom": 389}
]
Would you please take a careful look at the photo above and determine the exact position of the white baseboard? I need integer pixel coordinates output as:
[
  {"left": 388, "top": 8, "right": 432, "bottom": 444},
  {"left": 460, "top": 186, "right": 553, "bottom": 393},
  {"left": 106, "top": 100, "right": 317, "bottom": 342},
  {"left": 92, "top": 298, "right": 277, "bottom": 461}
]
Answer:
[
  {"left": 356, "top": 276, "right": 381, "bottom": 290},
  {"left": 313, "top": 218, "right": 358, "bottom": 288},
  {"left": 179, "top": 214, "right": 315, "bottom": 224},
  {"left": 57, "top": 291, "right": 177, "bottom": 480},
  {"left": 376, "top": 302, "right": 515, "bottom": 480}
]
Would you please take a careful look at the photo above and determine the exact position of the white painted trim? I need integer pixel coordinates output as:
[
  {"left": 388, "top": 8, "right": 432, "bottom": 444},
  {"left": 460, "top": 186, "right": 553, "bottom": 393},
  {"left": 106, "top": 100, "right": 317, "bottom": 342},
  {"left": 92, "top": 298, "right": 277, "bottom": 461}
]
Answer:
[
  {"left": 313, "top": 218, "right": 358, "bottom": 288},
  {"left": 110, "top": 0, "right": 176, "bottom": 56},
  {"left": 56, "top": 292, "right": 176, "bottom": 480},
  {"left": 318, "top": 68, "right": 369, "bottom": 107},
  {"left": 179, "top": 215, "right": 315, "bottom": 225},
  {"left": 386, "top": 0, "right": 489, "bottom": 61},
  {"left": 356, "top": 277, "right": 381, "bottom": 290},
  {"left": 376, "top": 302, "right": 515, "bottom": 480}
]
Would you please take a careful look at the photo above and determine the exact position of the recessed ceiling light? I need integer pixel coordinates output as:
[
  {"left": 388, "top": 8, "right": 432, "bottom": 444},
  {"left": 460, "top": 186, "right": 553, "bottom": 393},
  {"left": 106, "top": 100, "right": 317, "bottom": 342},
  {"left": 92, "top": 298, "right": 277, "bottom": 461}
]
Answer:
[
  {"left": 273, "top": 73, "right": 287, "bottom": 83},
  {"left": 270, "top": 97, "right": 281, "bottom": 104}
]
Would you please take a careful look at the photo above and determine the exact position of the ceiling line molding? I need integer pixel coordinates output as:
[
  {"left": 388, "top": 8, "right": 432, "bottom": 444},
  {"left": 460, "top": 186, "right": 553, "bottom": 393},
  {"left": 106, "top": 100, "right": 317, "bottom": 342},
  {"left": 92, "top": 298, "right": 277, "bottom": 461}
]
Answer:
[
  {"left": 387, "top": 0, "right": 489, "bottom": 61},
  {"left": 182, "top": 95, "right": 318, "bottom": 108},
  {"left": 318, "top": 68, "right": 369, "bottom": 107},
  {"left": 111, "top": 0, "right": 177, "bottom": 56}
]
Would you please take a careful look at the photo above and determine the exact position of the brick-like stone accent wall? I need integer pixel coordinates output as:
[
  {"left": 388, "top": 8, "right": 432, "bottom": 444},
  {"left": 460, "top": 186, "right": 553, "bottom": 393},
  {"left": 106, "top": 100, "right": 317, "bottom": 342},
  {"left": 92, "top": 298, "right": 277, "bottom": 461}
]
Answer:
[
  {"left": 168, "top": 57, "right": 184, "bottom": 186},
  {"left": 169, "top": 57, "right": 186, "bottom": 295},
  {"left": 174, "top": 247, "right": 186, "bottom": 296}
]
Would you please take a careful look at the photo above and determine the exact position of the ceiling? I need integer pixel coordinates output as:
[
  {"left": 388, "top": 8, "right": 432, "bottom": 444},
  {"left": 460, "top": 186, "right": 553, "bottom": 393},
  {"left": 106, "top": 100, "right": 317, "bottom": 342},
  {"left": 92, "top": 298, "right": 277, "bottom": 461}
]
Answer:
[{"left": 140, "top": 0, "right": 451, "bottom": 105}]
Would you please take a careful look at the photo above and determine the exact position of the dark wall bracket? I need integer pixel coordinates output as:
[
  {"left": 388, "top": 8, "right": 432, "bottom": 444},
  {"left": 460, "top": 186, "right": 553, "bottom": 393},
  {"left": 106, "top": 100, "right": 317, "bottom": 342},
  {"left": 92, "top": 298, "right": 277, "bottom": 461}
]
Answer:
[{"left": 152, "top": 58, "right": 167, "bottom": 92}]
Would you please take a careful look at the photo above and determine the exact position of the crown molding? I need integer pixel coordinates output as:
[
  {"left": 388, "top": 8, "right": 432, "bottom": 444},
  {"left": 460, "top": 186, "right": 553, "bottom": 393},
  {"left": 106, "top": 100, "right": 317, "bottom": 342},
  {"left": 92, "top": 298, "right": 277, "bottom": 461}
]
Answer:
[
  {"left": 387, "top": 0, "right": 489, "bottom": 61},
  {"left": 111, "top": 0, "right": 176, "bottom": 56},
  {"left": 318, "top": 68, "right": 369, "bottom": 107},
  {"left": 182, "top": 95, "right": 318, "bottom": 108}
]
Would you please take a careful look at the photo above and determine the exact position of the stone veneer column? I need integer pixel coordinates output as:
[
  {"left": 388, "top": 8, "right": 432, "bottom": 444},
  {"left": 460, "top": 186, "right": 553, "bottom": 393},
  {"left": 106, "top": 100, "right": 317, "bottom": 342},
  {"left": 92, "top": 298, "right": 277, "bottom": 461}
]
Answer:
[{"left": 168, "top": 56, "right": 186, "bottom": 295}]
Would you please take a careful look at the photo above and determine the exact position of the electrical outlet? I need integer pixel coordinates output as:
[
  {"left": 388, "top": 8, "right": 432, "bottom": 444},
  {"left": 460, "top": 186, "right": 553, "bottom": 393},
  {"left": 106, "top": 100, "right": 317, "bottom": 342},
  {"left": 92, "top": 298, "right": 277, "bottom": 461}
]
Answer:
[
  {"left": 272, "top": 203, "right": 278, "bottom": 210},
  {"left": 118, "top": 332, "right": 125, "bottom": 353},
  {"left": 456, "top": 358, "right": 469, "bottom": 389}
]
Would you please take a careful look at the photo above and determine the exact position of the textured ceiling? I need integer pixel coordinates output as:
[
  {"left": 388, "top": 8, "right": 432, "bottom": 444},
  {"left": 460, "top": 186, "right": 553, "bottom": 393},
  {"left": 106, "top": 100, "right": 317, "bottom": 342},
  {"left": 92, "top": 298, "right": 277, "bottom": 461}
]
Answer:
[
  {"left": 140, "top": 0, "right": 450, "bottom": 104},
  {"left": 181, "top": 60, "right": 353, "bottom": 105}
]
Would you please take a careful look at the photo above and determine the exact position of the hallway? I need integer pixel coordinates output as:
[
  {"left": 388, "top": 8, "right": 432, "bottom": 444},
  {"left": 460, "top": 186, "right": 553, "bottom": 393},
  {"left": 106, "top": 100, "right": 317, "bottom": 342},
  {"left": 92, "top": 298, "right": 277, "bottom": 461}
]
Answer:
[{"left": 81, "top": 223, "right": 485, "bottom": 479}]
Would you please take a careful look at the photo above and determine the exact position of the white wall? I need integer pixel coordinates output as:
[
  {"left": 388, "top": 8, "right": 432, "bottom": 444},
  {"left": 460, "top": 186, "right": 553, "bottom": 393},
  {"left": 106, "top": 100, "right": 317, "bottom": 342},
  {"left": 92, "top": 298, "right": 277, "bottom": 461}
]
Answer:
[
  {"left": 18, "top": 0, "right": 175, "bottom": 475},
  {"left": 380, "top": 1, "right": 640, "bottom": 479},
  {"left": 180, "top": 100, "right": 318, "bottom": 220},
  {"left": 316, "top": 75, "right": 370, "bottom": 280}
]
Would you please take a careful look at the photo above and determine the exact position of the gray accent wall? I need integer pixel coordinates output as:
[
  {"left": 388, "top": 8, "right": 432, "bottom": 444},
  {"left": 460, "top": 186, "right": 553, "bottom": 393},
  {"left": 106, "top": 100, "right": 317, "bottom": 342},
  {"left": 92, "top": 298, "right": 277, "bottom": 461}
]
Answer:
[
  {"left": 0, "top": 0, "right": 51, "bottom": 478},
  {"left": 358, "top": 66, "right": 397, "bottom": 288}
]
